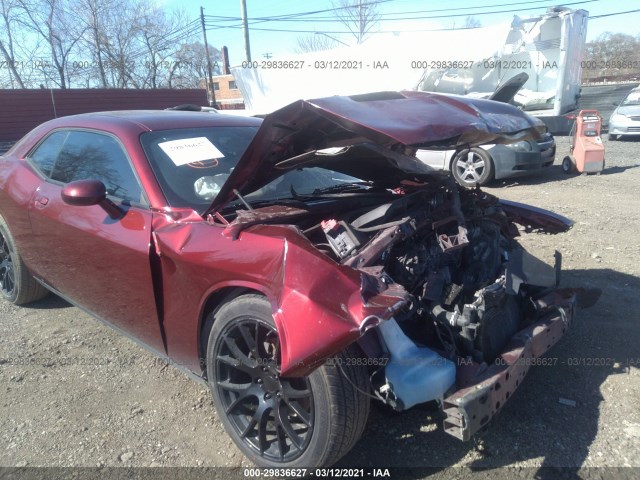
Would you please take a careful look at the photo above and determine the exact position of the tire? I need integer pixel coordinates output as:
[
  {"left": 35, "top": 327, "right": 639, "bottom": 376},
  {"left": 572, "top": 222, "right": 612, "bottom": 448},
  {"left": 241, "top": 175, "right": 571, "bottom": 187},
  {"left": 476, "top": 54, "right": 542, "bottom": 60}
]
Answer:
[
  {"left": 206, "top": 294, "right": 370, "bottom": 468},
  {"left": 561, "top": 156, "right": 574, "bottom": 174},
  {"left": 0, "top": 216, "right": 48, "bottom": 305},
  {"left": 608, "top": 134, "right": 617, "bottom": 141},
  {"left": 451, "top": 148, "right": 494, "bottom": 187}
]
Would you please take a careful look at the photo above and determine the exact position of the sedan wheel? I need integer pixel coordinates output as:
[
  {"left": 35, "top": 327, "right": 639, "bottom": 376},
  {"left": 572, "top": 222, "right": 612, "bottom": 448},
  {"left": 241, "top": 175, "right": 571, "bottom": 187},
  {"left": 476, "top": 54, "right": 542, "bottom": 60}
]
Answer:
[
  {"left": 451, "top": 148, "right": 494, "bottom": 186},
  {"left": 0, "top": 216, "right": 48, "bottom": 305},
  {"left": 206, "top": 294, "right": 370, "bottom": 468}
]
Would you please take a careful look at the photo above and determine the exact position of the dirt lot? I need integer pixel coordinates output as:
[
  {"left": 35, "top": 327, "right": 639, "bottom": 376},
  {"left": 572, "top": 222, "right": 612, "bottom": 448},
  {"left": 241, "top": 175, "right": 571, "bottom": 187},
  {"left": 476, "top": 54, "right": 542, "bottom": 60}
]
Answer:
[{"left": 1, "top": 136, "right": 639, "bottom": 477}]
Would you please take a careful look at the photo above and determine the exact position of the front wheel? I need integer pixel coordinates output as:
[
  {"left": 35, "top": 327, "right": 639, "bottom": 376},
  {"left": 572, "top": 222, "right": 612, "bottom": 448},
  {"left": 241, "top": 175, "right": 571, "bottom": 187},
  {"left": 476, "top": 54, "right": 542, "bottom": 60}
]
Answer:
[
  {"left": 206, "top": 294, "right": 370, "bottom": 468},
  {"left": 451, "top": 148, "right": 494, "bottom": 186}
]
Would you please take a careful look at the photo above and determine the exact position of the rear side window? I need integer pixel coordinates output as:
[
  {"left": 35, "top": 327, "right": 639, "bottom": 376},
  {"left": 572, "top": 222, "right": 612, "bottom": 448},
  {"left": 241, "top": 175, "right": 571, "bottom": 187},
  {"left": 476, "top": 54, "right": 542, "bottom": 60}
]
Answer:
[
  {"left": 49, "top": 131, "right": 144, "bottom": 204},
  {"left": 29, "top": 131, "right": 68, "bottom": 177}
]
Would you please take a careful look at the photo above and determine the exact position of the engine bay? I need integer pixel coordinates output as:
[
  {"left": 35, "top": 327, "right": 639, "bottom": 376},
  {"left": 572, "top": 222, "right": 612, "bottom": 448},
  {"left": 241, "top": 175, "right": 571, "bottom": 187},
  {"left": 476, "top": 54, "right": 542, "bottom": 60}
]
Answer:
[{"left": 296, "top": 176, "right": 559, "bottom": 366}]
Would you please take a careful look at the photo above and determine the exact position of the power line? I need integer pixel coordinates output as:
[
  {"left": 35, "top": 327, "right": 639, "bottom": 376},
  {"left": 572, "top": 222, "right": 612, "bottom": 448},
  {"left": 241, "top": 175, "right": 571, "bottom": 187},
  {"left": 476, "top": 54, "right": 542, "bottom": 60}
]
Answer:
[
  {"left": 589, "top": 8, "right": 640, "bottom": 19},
  {"left": 203, "top": 0, "right": 600, "bottom": 34},
  {"left": 201, "top": 0, "right": 601, "bottom": 23}
]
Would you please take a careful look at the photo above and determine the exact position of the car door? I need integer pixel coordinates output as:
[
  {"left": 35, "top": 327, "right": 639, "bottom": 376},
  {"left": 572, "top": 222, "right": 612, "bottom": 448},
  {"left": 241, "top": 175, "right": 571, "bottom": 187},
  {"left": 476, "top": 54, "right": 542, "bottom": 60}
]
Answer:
[{"left": 26, "top": 129, "right": 165, "bottom": 352}]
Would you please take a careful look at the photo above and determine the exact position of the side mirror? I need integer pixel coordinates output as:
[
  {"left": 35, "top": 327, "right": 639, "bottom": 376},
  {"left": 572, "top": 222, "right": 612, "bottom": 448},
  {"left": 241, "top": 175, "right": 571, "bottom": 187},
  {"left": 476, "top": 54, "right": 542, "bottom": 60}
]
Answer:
[
  {"left": 61, "top": 179, "right": 106, "bottom": 206},
  {"left": 61, "top": 179, "right": 122, "bottom": 218}
]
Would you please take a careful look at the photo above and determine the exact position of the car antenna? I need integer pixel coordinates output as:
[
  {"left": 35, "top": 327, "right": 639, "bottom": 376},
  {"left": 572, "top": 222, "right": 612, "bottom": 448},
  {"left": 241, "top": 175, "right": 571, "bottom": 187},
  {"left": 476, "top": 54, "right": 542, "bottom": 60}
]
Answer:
[{"left": 233, "top": 189, "right": 253, "bottom": 210}]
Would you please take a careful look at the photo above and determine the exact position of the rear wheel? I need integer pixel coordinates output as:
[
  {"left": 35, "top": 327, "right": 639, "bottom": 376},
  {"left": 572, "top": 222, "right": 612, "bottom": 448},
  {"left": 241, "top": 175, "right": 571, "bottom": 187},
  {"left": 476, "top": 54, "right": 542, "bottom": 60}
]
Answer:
[
  {"left": 206, "top": 294, "right": 370, "bottom": 468},
  {"left": 0, "top": 216, "right": 48, "bottom": 305},
  {"left": 451, "top": 148, "right": 494, "bottom": 186}
]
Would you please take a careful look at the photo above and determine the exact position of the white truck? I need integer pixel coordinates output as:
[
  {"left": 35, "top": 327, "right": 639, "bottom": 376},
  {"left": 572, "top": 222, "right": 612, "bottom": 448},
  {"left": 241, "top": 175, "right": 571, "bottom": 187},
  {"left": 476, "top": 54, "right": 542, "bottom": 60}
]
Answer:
[
  {"left": 231, "top": 7, "right": 588, "bottom": 134},
  {"left": 418, "top": 7, "right": 589, "bottom": 134}
]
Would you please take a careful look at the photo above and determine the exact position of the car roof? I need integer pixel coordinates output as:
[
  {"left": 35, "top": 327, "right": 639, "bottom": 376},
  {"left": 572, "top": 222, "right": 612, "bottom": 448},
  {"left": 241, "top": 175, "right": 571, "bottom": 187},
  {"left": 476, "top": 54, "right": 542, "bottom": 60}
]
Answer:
[
  {"left": 42, "top": 110, "right": 263, "bottom": 133},
  {"left": 6, "top": 110, "right": 263, "bottom": 162}
]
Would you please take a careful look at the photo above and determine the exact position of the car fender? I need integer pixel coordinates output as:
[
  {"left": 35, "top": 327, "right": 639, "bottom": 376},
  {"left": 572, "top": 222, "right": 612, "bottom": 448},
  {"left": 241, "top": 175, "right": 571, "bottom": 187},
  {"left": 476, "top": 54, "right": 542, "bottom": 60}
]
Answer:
[{"left": 151, "top": 217, "right": 407, "bottom": 378}]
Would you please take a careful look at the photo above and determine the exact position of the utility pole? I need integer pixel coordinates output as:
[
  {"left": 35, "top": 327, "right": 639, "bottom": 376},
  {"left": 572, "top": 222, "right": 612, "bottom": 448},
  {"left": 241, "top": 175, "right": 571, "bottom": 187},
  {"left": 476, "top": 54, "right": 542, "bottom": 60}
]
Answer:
[
  {"left": 240, "top": 0, "right": 251, "bottom": 62},
  {"left": 200, "top": 6, "right": 217, "bottom": 107}
]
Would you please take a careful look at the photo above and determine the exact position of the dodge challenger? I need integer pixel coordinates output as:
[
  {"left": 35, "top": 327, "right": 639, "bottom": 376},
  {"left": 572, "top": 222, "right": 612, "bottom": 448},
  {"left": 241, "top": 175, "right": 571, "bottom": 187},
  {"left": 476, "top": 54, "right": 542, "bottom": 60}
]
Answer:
[{"left": 0, "top": 91, "right": 599, "bottom": 468}]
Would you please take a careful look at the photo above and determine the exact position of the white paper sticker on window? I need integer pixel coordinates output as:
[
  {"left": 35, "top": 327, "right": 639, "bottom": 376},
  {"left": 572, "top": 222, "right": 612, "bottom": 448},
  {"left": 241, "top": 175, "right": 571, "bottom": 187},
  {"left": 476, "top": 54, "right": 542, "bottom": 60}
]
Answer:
[{"left": 158, "top": 137, "right": 225, "bottom": 166}]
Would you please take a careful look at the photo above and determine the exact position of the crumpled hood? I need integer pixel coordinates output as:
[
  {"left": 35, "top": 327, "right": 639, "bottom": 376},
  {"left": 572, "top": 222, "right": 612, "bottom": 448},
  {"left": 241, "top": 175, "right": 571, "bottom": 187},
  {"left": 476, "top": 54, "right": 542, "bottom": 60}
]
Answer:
[{"left": 206, "top": 90, "right": 543, "bottom": 214}]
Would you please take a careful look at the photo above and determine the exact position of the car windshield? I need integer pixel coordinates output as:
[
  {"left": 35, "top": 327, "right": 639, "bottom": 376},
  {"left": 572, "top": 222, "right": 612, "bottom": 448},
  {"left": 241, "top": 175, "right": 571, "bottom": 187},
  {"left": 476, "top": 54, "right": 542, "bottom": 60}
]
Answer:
[
  {"left": 141, "top": 127, "right": 366, "bottom": 213},
  {"left": 622, "top": 92, "right": 640, "bottom": 106},
  {"left": 142, "top": 126, "right": 260, "bottom": 212}
]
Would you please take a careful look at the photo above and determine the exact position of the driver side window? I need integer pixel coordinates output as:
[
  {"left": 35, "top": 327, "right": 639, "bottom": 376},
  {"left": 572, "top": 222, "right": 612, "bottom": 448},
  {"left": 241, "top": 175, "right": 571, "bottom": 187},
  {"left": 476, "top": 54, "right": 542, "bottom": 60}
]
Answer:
[{"left": 31, "top": 130, "right": 144, "bottom": 204}]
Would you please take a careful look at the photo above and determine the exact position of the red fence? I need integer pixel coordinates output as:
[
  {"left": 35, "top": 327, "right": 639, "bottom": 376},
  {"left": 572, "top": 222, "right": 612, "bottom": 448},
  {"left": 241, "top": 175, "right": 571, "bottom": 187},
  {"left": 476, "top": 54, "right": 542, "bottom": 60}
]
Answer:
[{"left": 0, "top": 89, "right": 208, "bottom": 142}]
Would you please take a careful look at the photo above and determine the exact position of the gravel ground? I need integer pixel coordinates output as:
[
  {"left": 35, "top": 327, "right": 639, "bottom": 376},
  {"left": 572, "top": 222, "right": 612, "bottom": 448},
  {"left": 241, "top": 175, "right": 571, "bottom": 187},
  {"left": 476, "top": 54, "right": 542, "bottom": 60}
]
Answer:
[{"left": 1, "top": 136, "right": 639, "bottom": 478}]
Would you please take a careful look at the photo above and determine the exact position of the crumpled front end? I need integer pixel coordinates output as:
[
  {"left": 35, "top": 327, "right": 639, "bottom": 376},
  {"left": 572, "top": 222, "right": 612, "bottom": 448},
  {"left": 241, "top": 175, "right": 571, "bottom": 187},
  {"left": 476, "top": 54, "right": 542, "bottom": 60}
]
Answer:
[
  {"left": 442, "top": 288, "right": 595, "bottom": 441},
  {"left": 209, "top": 172, "right": 598, "bottom": 436}
]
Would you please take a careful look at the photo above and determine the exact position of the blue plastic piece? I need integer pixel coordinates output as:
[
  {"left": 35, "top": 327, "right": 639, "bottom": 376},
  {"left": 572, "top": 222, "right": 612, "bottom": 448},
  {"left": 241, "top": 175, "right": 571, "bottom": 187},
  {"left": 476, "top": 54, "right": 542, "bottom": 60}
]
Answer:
[{"left": 378, "top": 318, "right": 457, "bottom": 410}]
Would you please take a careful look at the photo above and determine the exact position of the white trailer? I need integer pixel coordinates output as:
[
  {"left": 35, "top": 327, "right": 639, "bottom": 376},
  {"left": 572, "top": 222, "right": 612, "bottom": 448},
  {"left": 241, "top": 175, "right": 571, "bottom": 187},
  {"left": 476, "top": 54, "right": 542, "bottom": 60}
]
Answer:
[{"left": 231, "top": 7, "right": 588, "bottom": 133}]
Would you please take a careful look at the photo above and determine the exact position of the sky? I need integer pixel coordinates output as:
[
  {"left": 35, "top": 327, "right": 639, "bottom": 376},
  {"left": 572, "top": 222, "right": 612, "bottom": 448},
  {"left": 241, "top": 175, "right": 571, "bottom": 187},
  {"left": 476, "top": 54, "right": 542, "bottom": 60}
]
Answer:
[{"left": 167, "top": 0, "right": 640, "bottom": 65}]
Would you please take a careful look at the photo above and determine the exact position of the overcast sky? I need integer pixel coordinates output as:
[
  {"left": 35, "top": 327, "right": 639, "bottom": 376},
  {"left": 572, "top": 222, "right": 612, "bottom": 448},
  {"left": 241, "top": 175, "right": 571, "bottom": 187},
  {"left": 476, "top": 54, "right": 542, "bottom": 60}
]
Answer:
[{"left": 170, "top": 0, "right": 640, "bottom": 64}]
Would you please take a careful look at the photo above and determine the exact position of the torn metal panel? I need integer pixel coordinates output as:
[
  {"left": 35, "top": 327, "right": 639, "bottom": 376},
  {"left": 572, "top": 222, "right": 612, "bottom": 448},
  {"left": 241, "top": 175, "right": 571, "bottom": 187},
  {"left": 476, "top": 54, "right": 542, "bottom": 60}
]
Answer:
[{"left": 152, "top": 215, "right": 408, "bottom": 378}]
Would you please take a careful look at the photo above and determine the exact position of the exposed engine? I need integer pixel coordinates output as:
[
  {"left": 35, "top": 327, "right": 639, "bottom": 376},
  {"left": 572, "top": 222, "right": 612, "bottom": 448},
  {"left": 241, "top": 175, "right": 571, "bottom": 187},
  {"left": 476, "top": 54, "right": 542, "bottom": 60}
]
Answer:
[{"left": 306, "top": 178, "right": 550, "bottom": 365}]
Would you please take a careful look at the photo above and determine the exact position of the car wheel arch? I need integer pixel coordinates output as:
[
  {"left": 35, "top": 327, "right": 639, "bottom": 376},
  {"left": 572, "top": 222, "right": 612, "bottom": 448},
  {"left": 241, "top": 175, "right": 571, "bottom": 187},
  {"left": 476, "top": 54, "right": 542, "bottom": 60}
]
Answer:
[{"left": 198, "top": 285, "right": 275, "bottom": 378}]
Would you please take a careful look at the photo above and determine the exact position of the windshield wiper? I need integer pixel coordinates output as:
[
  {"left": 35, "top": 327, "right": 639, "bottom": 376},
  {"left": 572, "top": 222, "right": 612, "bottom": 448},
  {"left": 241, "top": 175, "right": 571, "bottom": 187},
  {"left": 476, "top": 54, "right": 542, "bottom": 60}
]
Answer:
[
  {"left": 308, "top": 181, "right": 375, "bottom": 196},
  {"left": 222, "top": 196, "right": 308, "bottom": 212}
]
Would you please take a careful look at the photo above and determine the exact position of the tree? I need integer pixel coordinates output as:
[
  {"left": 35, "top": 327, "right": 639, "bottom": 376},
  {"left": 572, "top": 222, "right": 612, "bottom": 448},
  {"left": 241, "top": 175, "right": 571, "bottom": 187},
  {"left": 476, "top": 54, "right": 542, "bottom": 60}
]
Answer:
[
  {"left": 0, "top": 0, "right": 26, "bottom": 87},
  {"left": 463, "top": 16, "right": 481, "bottom": 29},
  {"left": 582, "top": 32, "right": 640, "bottom": 83},
  {"left": 75, "top": 0, "right": 112, "bottom": 87},
  {"left": 0, "top": 0, "right": 216, "bottom": 88},
  {"left": 332, "top": 0, "right": 380, "bottom": 44},
  {"left": 294, "top": 34, "right": 339, "bottom": 53},
  {"left": 169, "top": 42, "right": 220, "bottom": 89},
  {"left": 17, "top": 0, "right": 85, "bottom": 88}
]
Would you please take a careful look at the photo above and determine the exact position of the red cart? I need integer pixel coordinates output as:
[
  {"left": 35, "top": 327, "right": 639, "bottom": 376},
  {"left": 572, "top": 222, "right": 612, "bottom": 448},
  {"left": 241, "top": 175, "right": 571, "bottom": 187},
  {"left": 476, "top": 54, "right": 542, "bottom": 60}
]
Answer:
[{"left": 562, "top": 109, "right": 605, "bottom": 174}]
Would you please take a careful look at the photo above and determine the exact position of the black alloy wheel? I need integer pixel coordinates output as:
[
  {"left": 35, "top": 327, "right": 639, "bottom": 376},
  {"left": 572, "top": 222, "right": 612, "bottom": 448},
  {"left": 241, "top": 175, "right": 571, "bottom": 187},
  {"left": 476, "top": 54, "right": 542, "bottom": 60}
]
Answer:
[
  {"left": 214, "top": 317, "right": 314, "bottom": 462},
  {"left": 206, "top": 294, "right": 370, "bottom": 468}
]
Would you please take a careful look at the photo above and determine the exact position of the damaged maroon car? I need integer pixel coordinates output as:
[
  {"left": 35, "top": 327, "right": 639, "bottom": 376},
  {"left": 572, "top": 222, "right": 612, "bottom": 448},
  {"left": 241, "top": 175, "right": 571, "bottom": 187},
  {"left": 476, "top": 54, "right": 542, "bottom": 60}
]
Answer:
[{"left": 0, "top": 91, "right": 598, "bottom": 468}]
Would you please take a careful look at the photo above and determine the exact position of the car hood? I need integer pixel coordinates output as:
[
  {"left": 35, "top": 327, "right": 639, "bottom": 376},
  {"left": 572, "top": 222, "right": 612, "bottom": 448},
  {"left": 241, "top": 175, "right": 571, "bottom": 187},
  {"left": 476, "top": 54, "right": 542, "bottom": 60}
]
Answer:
[
  {"left": 614, "top": 105, "right": 640, "bottom": 116},
  {"left": 489, "top": 72, "right": 529, "bottom": 104},
  {"left": 206, "top": 90, "right": 544, "bottom": 215}
]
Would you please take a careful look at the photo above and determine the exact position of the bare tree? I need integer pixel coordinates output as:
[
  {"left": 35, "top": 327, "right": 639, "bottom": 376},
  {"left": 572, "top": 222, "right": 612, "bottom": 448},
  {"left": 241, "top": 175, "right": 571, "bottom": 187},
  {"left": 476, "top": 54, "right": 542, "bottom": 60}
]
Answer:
[
  {"left": 169, "top": 42, "right": 220, "bottom": 89},
  {"left": 0, "top": 0, "right": 26, "bottom": 87},
  {"left": 134, "top": 7, "right": 196, "bottom": 88},
  {"left": 17, "top": 0, "right": 85, "bottom": 88},
  {"left": 582, "top": 32, "right": 640, "bottom": 83},
  {"left": 294, "top": 34, "right": 339, "bottom": 53},
  {"left": 2, "top": 0, "right": 215, "bottom": 89},
  {"left": 463, "top": 16, "right": 481, "bottom": 29},
  {"left": 75, "top": 0, "right": 112, "bottom": 87},
  {"left": 332, "top": 0, "right": 380, "bottom": 44}
]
